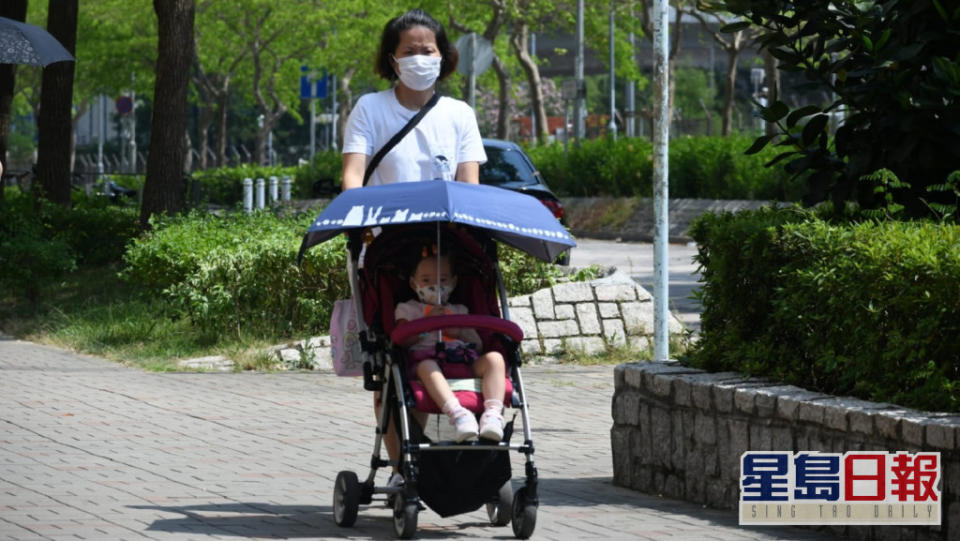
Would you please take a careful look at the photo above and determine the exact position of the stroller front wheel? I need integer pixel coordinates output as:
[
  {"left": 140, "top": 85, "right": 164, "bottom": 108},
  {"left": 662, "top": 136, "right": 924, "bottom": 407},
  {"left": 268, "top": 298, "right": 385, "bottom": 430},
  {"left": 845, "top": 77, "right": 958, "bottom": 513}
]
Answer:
[
  {"left": 333, "top": 470, "right": 361, "bottom": 527},
  {"left": 392, "top": 492, "right": 419, "bottom": 539},
  {"left": 487, "top": 480, "right": 513, "bottom": 526},
  {"left": 511, "top": 487, "right": 538, "bottom": 539}
]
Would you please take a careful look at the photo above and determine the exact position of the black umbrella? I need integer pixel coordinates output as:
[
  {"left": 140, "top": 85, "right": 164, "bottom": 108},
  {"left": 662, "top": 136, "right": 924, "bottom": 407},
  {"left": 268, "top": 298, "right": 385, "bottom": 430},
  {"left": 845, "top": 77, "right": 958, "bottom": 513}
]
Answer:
[{"left": 0, "top": 16, "right": 74, "bottom": 66}]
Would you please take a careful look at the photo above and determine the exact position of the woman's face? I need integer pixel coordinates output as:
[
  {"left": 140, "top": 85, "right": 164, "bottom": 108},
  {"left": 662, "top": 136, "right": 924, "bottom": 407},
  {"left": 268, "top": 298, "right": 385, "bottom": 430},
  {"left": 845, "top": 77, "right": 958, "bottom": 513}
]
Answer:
[{"left": 393, "top": 25, "right": 441, "bottom": 64}]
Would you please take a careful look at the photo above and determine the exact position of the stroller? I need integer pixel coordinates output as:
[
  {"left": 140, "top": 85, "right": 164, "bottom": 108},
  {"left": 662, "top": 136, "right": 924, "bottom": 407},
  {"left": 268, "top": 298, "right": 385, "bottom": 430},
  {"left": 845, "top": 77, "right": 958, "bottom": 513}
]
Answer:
[{"left": 297, "top": 180, "right": 575, "bottom": 539}]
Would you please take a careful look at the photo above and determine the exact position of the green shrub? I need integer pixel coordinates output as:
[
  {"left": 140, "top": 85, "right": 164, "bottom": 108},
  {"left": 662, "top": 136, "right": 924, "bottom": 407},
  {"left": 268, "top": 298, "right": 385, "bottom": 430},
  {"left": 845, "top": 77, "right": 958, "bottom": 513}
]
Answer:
[
  {"left": 689, "top": 208, "right": 960, "bottom": 412},
  {"left": 294, "top": 151, "right": 342, "bottom": 197},
  {"left": 51, "top": 195, "right": 140, "bottom": 265},
  {"left": 121, "top": 209, "right": 347, "bottom": 338},
  {"left": 525, "top": 135, "right": 801, "bottom": 200},
  {"left": 191, "top": 165, "right": 299, "bottom": 206}
]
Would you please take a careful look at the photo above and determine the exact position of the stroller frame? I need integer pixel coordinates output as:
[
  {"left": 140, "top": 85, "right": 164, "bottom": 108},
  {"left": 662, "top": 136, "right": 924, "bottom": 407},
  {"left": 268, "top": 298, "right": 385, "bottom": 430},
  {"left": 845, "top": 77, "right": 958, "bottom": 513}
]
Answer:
[{"left": 332, "top": 225, "right": 539, "bottom": 539}]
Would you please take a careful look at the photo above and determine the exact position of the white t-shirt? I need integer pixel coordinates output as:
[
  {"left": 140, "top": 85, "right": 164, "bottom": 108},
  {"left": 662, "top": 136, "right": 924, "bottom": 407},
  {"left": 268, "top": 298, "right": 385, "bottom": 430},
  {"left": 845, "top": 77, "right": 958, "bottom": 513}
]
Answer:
[{"left": 342, "top": 88, "right": 487, "bottom": 186}]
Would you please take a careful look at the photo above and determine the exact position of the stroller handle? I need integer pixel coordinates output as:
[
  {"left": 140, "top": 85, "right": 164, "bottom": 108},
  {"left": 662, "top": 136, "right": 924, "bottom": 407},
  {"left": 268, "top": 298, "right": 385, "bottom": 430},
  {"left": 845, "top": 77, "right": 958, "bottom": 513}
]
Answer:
[{"left": 391, "top": 314, "right": 524, "bottom": 345}]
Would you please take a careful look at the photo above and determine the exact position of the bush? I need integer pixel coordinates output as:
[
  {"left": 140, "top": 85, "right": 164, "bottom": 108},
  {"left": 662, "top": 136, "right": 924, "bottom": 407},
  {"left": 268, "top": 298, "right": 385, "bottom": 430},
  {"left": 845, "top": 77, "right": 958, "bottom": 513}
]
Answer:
[
  {"left": 689, "top": 208, "right": 960, "bottom": 412},
  {"left": 121, "top": 210, "right": 347, "bottom": 338},
  {"left": 294, "top": 151, "right": 342, "bottom": 197},
  {"left": 525, "top": 135, "right": 801, "bottom": 200},
  {"left": 0, "top": 191, "right": 138, "bottom": 301}
]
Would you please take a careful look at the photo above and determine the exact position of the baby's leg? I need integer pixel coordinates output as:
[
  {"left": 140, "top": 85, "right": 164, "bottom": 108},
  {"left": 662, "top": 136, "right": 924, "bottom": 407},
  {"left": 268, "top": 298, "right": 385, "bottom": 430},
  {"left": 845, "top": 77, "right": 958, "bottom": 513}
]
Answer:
[
  {"left": 473, "top": 351, "right": 506, "bottom": 402},
  {"left": 475, "top": 352, "right": 506, "bottom": 440},
  {"left": 416, "top": 359, "right": 477, "bottom": 442}
]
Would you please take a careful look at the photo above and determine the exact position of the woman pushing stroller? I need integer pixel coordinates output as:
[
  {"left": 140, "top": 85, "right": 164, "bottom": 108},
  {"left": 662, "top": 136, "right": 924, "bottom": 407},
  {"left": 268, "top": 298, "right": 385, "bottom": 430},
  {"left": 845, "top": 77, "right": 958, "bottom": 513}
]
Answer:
[{"left": 396, "top": 246, "right": 506, "bottom": 442}]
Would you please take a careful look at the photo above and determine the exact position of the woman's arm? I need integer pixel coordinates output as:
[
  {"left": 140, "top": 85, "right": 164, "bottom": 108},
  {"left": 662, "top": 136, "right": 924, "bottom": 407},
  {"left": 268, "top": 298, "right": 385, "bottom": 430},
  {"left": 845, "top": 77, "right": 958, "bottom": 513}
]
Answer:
[
  {"left": 342, "top": 153, "right": 367, "bottom": 191},
  {"left": 455, "top": 161, "right": 479, "bottom": 184}
]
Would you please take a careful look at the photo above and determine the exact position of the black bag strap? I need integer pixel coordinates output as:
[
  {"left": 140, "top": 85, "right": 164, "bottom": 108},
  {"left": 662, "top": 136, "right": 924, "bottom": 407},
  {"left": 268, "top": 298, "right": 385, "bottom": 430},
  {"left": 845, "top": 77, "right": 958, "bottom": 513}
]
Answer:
[{"left": 363, "top": 92, "right": 440, "bottom": 186}]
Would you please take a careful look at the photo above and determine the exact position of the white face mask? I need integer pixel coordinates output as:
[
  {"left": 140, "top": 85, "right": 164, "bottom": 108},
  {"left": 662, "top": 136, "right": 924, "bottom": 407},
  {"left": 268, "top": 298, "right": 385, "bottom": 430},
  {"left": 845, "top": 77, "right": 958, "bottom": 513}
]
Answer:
[
  {"left": 413, "top": 280, "right": 456, "bottom": 305},
  {"left": 394, "top": 54, "right": 441, "bottom": 91}
]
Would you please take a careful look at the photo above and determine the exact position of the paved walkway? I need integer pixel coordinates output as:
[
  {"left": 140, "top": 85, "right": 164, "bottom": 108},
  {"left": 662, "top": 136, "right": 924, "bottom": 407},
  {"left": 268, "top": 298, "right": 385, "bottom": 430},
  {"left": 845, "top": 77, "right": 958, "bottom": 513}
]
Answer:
[{"left": 0, "top": 336, "right": 841, "bottom": 540}]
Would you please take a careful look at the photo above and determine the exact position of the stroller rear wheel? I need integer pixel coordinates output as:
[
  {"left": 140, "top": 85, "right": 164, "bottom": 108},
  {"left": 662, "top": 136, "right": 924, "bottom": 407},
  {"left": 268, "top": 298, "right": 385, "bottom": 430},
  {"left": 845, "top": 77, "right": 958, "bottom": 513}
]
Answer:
[
  {"left": 393, "top": 492, "right": 419, "bottom": 539},
  {"left": 511, "top": 486, "right": 537, "bottom": 539},
  {"left": 486, "top": 480, "right": 513, "bottom": 526},
  {"left": 333, "top": 471, "right": 361, "bottom": 527}
]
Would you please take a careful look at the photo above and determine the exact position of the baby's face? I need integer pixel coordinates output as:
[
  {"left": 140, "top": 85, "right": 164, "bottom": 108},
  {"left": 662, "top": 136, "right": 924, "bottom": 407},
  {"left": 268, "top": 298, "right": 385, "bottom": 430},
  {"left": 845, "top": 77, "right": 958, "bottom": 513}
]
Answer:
[{"left": 411, "top": 256, "right": 454, "bottom": 289}]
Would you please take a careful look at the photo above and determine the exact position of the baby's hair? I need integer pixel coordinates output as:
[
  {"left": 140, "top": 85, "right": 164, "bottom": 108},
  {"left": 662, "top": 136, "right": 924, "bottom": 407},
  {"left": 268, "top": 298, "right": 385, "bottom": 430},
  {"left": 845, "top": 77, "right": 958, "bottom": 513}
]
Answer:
[{"left": 410, "top": 244, "right": 457, "bottom": 276}]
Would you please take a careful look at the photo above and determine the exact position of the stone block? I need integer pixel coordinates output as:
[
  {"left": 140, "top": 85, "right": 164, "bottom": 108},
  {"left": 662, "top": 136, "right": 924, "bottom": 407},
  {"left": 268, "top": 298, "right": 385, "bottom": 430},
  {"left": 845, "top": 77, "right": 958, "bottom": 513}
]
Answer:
[
  {"left": 554, "top": 303, "right": 575, "bottom": 320},
  {"left": 690, "top": 380, "right": 713, "bottom": 411},
  {"left": 614, "top": 364, "right": 626, "bottom": 390},
  {"left": 775, "top": 390, "right": 828, "bottom": 422},
  {"left": 725, "top": 420, "right": 750, "bottom": 482},
  {"left": 303, "top": 335, "right": 330, "bottom": 349},
  {"left": 798, "top": 399, "right": 829, "bottom": 425},
  {"left": 509, "top": 306, "right": 537, "bottom": 339},
  {"left": 565, "top": 336, "right": 606, "bottom": 355},
  {"left": 610, "top": 426, "right": 632, "bottom": 485},
  {"left": 925, "top": 416, "right": 960, "bottom": 450},
  {"left": 531, "top": 288, "right": 554, "bottom": 319},
  {"left": 576, "top": 303, "right": 602, "bottom": 334},
  {"left": 621, "top": 301, "right": 654, "bottom": 335},
  {"left": 595, "top": 284, "right": 637, "bottom": 302},
  {"left": 636, "top": 402, "right": 652, "bottom": 460},
  {"left": 602, "top": 319, "right": 627, "bottom": 345},
  {"left": 694, "top": 412, "right": 717, "bottom": 445},
  {"left": 849, "top": 409, "right": 875, "bottom": 435},
  {"left": 306, "top": 346, "right": 333, "bottom": 371},
  {"left": 873, "top": 408, "right": 911, "bottom": 440},
  {"left": 651, "top": 406, "right": 672, "bottom": 468},
  {"left": 672, "top": 377, "right": 692, "bottom": 407},
  {"left": 712, "top": 382, "right": 739, "bottom": 414},
  {"left": 598, "top": 302, "right": 620, "bottom": 318},
  {"left": 650, "top": 374, "right": 673, "bottom": 398},
  {"left": 553, "top": 281, "right": 594, "bottom": 302},
  {"left": 684, "top": 453, "right": 706, "bottom": 503},
  {"left": 663, "top": 474, "right": 683, "bottom": 499},
  {"left": 623, "top": 363, "right": 645, "bottom": 389},
  {"left": 508, "top": 294, "right": 531, "bottom": 307},
  {"left": 543, "top": 339, "right": 563, "bottom": 354},
  {"left": 613, "top": 392, "right": 642, "bottom": 426},
  {"left": 520, "top": 339, "right": 542, "bottom": 355},
  {"left": 672, "top": 409, "right": 687, "bottom": 469},
  {"left": 751, "top": 385, "right": 801, "bottom": 418},
  {"left": 734, "top": 388, "right": 757, "bottom": 415},
  {"left": 705, "top": 479, "right": 728, "bottom": 509},
  {"left": 901, "top": 413, "right": 933, "bottom": 446},
  {"left": 538, "top": 319, "right": 580, "bottom": 338}
]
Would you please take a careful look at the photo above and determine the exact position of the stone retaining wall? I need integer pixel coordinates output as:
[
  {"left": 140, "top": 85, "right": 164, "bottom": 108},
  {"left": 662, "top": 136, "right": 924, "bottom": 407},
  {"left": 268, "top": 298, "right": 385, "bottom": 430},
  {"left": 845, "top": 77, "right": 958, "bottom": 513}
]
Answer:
[
  {"left": 258, "top": 271, "right": 686, "bottom": 371},
  {"left": 611, "top": 361, "right": 959, "bottom": 540}
]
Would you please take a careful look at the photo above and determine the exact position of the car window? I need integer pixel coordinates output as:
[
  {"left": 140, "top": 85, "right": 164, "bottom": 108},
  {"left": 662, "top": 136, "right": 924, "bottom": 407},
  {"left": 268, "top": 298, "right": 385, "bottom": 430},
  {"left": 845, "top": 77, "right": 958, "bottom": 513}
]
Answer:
[{"left": 480, "top": 147, "right": 538, "bottom": 188}]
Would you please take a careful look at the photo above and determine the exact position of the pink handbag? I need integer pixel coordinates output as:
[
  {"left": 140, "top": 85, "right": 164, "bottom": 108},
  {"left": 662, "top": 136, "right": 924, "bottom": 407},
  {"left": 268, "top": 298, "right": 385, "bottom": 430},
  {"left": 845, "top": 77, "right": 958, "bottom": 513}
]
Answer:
[{"left": 330, "top": 299, "right": 363, "bottom": 376}]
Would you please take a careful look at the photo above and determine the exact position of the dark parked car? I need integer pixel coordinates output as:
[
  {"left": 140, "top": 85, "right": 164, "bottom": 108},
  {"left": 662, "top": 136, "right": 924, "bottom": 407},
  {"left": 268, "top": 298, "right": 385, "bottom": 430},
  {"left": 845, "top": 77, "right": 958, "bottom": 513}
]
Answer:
[{"left": 480, "top": 138, "right": 569, "bottom": 263}]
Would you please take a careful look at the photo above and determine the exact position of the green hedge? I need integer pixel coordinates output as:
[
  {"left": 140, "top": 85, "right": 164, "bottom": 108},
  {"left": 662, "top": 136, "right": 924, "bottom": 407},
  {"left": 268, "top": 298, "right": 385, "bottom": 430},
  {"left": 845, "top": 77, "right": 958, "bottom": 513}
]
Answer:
[
  {"left": 190, "top": 165, "right": 299, "bottom": 206},
  {"left": 525, "top": 135, "right": 803, "bottom": 201},
  {"left": 688, "top": 208, "right": 960, "bottom": 412},
  {"left": 0, "top": 191, "right": 139, "bottom": 301},
  {"left": 120, "top": 209, "right": 570, "bottom": 339}
]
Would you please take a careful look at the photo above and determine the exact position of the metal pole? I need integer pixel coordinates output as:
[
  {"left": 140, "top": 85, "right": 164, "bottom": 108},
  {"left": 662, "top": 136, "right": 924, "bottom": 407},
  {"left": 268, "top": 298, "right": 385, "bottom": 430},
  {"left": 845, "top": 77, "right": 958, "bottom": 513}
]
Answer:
[
  {"left": 574, "top": 0, "right": 585, "bottom": 143},
  {"left": 608, "top": 0, "right": 617, "bottom": 140},
  {"left": 269, "top": 175, "right": 278, "bottom": 202},
  {"left": 256, "top": 177, "right": 265, "bottom": 209},
  {"left": 130, "top": 72, "right": 137, "bottom": 174},
  {"left": 468, "top": 33, "right": 477, "bottom": 110},
  {"left": 310, "top": 92, "right": 316, "bottom": 160},
  {"left": 626, "top": 5, "right": 636, "bottom": 138},
  {"left": 243, "top": 178, "right": 253, "bottom": 214},
  {"left": 652, "top": 0, "right": 671, "bottom": 361},
  {"left": 97, "top": 95, "right": 105, "bottom": 184},
  {"left": 331, "top": 74, "right": 338, "bottom": 151},
  {"left": 530, "top": 32, "right": 536, "bottom": 145}
]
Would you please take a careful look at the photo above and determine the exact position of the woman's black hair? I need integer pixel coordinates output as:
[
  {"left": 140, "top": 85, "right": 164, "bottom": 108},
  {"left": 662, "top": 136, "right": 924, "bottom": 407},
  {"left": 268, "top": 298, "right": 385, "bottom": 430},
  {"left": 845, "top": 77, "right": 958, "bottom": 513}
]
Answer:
[{"left": 374, "top": 9, "right": 459, "bottom": 83}]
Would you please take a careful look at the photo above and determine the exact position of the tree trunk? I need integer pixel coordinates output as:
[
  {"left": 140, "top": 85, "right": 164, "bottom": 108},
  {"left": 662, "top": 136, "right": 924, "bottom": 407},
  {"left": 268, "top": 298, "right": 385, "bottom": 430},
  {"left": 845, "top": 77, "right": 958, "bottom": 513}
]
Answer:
[
  {"left": 763, "top": 49, "right": 780, "bottom": 136},
  {"left": 215, "top": 92, "right": 228, "bottom": 166},
  {"left": 337, "top": 67, "right": 354, "bottom": 152},
  {"left": 0, "top": 0, "right": 28, "bottom": 202},
  {"left": 35, "top": 0, "right": 79, "bottom": 207},
  {"left": 491, "top": 55, "right": 510, "bottom": 140},
  {"left": 722, "top": 47, "right": 739, "bottom": 136},
  {"left": 141, "top": 0, "right": 195, "bottom": 229},
  {"left": 511, "top": 24, "right": 548, "bottom": 144}
]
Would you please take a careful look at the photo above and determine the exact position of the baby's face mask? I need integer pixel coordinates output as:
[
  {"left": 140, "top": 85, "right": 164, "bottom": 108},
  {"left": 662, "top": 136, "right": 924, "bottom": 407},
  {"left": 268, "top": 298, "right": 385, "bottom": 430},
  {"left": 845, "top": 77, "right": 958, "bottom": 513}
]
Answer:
[{"left": 410, "top": 256, "right": 456, "bottom": 305}]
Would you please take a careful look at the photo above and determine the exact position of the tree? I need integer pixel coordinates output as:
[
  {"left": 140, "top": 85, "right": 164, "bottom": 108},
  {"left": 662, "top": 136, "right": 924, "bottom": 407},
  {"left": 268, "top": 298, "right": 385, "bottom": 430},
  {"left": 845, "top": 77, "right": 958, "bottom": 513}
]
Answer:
[
  {"left": 0, "top": 0, "right": 28, "bottom": 202},
  {"left": 688, "top": 8, "right": 757, "bottom": 136},
  {"left": 141, "top": 0, "right": 195, "bottom": 228},
  {"left": 715, "top": 0, "right": 960, "bottom": 214},
  {"left": 34, "top": 0, "right": 79, "bottom": 207}
]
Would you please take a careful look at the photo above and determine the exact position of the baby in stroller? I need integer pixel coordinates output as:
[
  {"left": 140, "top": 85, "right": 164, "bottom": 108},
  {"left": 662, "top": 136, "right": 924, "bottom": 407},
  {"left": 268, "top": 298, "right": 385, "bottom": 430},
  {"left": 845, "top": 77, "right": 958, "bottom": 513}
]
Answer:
[{"left": 396, "top": 246, "right": 505, "bottom": 442}]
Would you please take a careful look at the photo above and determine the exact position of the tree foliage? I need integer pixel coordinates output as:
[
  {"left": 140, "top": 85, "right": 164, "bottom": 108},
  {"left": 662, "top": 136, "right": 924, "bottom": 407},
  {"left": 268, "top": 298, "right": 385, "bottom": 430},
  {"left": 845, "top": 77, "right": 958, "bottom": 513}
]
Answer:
[{"left": 710, "top": 0, "right": 960, "bottom": 215}]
